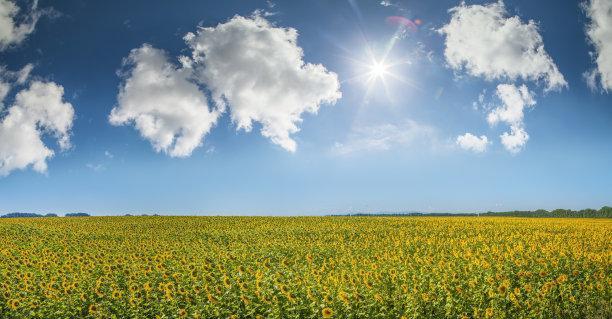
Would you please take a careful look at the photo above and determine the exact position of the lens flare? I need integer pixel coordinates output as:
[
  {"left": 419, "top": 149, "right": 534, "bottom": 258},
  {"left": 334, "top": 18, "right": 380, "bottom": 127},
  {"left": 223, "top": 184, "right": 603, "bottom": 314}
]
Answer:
[
  {"left": 331, "top": 4, "right": 424, "bottom": 106},
  {"left": 369, "top": 60, "right": 390, "bottom": 80},
  {"left": 386, "top": 16, "right": 421, "bottom": 32}
]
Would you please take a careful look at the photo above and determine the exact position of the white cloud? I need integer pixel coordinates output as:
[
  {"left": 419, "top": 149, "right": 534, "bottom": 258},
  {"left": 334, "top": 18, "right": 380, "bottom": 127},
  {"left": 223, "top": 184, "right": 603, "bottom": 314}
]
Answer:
[
  {"left": 0, "top": 0, "right": 42, "bottom": 50},
  {"left": 0, "top": 80, "right": 9, "bottom": 105},
  {"left": 16, "top": 63, "right": 33, "bottom": 84},
  {"left": 487, "top": 83, "right": 535, "bottom": 127},
  {"left": 109, "top": 44, "right": 221, "bottom": 158},
  {"left": 500, "top": 125, "right": 529, "bottom": 154},
  {"left": 471, "top": 89, "right": 488, "bottom": 111},
  {"left": 185, "top": 14, "right": 341, "bottom": 152},
  {"left": 332, "top": 120, "right": 437, "bottom": 155},
  {"left": 487, "top": 84, "right": 535, "bottom": 153},
  {"left": 583, "top": 0, "right": 612, "bottom": 92},
  {"left": 253, "top": 8, "right": 277, "bottom": 18},
  {"left": 0, "top": 63, "right": 34, "bottom": 84},
  {"left": 438, "top": 1, "right": 567, "bottom": 91},
  {"left": 86, "top": 163, "right": 104, "bottom": 172},
  {"left": 0, "top": 64, "right": 35, "bottom": 109},
  {"left": 0, "top": 81, "right": 74, "bottom": 176},
  {"left": 456, "top": 133, "right": 489, "bottom": 153},
  {"left": 0, "top": 4, "right": 70, "bottom": 177},
  {"left": 113, "top": 15, "right": 340, "bottom": 155}
]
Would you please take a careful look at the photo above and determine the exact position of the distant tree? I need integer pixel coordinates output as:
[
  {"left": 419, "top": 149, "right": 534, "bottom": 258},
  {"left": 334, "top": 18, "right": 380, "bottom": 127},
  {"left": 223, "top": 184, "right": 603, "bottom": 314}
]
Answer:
[
  {"left": 479, "top": 207, "right": 611, "bottom": 218},
  {"left": 578, "top": 209, "right": 596, "bottom": 217},
  {"left": 1, "top": 212, "right": 59, "bottom": 218},
  {"left": 2, "top": 212, "right": 41, "bottom": 218},
  {"left": 598, "top": 206, "right": 612, "bottom": 218},
  {"left": 65, "top": 213, "right": 91, "bottom": 217}
]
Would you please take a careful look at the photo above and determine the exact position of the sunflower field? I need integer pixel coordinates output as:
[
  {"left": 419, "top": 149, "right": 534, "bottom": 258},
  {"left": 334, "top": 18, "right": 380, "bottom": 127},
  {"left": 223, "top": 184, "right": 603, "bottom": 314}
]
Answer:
[{"left": 0, "top": 216, "right": 610, "bottom": 318}]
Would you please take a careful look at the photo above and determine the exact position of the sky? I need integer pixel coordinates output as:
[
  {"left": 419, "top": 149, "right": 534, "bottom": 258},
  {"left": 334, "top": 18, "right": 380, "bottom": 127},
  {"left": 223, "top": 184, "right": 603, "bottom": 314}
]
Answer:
[{"left": 0, "top": 0, "right": 611, "bottom": 215}]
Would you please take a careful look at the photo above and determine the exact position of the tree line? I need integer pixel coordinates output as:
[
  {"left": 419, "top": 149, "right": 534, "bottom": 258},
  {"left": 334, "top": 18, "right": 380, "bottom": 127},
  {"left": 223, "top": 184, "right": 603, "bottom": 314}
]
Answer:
[
  {"left": 0, "top": 212, "right": 90, "bottom": 218},
  {"left": 480, "top": 207, "right": 612, "bottom": 218},
  {"left": 2, "top": 207, "right": 611, "bottom": 218},
  {"left": 335, "top": 206, "right": 612, "bottom": 218}
]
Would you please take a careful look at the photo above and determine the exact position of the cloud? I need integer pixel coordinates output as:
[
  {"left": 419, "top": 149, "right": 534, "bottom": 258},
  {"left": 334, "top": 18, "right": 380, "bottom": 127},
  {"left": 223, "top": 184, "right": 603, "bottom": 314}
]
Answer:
[
  {"left": 332, "top": 120, "right": 438, "bottom": 155},
  {"left": 487, "top": 83, "right": 535, "bottom": 127},
  {"left": 0, "top": 4, "right": 70, "bottom": 177},
  {"left": 109, "top": 44, "right": 221, "bottom": 158},
  {"left": 0, "top": 80, "right": 9, "bottom": 105},
  {"left": 487, "top": 84, "right": 535, "bottom": 154},
  {"left": 438, "top": 1, "right": 566, "bottom": 91},
  {"left": 184, "top": 14, "right": 341, "bottom": 152},
  {"left": 0, "top": 0, "right": 43, "bottom": 50},
  {"left": 113, "top": 15, "right": 340, "bottom": 156},
  {"left": 0, "top": 64, "right": 34, "bottom": 109},
  {"left": 583, "top": 0, "right": 612, "bottom": 92},
  {"left": 86, "top": 163, "right": 104, "bottom": 172},
  {"left": 456, "top": 133, "right": 489, "bottom": 153},
  {"left": 440, "top": 1, "right": 563, "bottom": 154},
  {"left": 0, "top": 81, "right": 74, "bottom": 176},
  {"left": 499, "top": 125, "right": 529, "bottom": 154},
  {"left": 85, "top": 150, "right": 114, "bottom": 172},
  {"left": 0, "top": 66, "right": 51, "bottom": 106},
  {"left": 1, "top": 63, "right": 34, "bottom": 82},
  {"left": 16, "top": 63, "right": 33, "bottom": 84}
]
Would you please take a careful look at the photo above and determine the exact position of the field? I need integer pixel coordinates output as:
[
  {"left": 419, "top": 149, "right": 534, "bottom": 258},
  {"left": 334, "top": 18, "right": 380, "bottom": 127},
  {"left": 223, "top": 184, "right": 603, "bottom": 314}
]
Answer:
[{"left": 0, "top": 217, "right": 610, "bottom": 318}]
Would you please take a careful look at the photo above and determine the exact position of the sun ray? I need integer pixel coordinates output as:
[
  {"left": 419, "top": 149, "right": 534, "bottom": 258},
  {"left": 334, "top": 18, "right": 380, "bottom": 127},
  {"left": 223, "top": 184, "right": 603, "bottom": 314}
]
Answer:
[{"left": 337, "top": 0, "right": 423, "bottom": 106}]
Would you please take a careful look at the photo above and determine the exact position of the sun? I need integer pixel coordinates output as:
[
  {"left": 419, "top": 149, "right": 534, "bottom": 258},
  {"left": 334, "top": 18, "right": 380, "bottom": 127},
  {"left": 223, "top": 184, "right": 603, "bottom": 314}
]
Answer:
[
  {"left": 368, "top": 60, "right": 390, "bottom": 81},
  {"left": 340, "top": 48, "right": 419, "bottom": 104}
]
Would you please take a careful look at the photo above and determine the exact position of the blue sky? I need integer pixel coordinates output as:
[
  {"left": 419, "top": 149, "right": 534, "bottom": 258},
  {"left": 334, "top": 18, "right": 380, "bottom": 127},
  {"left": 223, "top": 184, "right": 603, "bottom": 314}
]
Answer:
[{"left": 0, "top": 0, "right": 610, "bottom": 215}]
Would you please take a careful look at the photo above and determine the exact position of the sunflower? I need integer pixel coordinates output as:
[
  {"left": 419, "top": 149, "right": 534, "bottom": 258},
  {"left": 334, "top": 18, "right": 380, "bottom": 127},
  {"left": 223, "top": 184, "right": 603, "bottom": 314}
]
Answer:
[
  {"left": 223, "top": 276, "right": 232, "bottom": 288},
  {"left": 88, "top": 304, "right": 98, "bottom": 314},
  {"left": 338, "top": 291, "right": 349, "bottom": 303},
  {"left": 128, "top": 296, "right": 138, "bottom": 306},
  {"left": 286, "top": 292, "right": 297, "bottom": 303},
  {"left": 164, "top": 289, "right": 174, "bottom": 300},
  {"left": 322, "top": 307, "right": 334, "bottom": 318},
  {"left": 8, "top": 299, "right": 20, "bottom": 310},
  {"left": 279, "top": 284, "right": 288, "bottom": 294},
  {"left": 193, "top": 285, "right": 202, "bottom": 294},
  {"left": 111, "top": 290, "right": 122, "bottom": 299}
]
